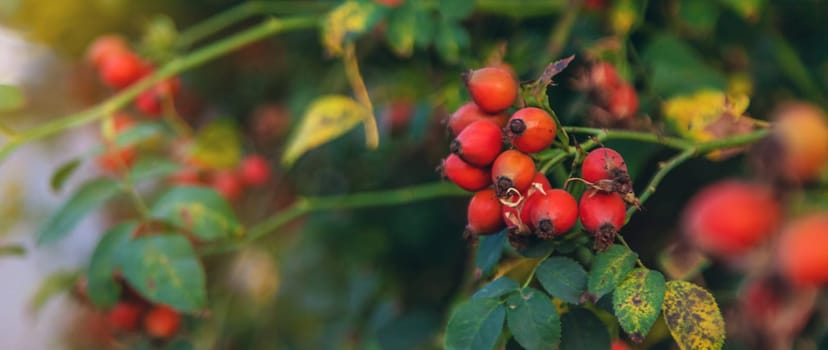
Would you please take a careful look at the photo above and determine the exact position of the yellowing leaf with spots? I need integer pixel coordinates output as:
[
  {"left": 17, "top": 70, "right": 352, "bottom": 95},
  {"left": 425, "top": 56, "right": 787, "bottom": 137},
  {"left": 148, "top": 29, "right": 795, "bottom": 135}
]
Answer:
[
  {"left": 191, "top": 119, "right": 242, "bottom": 170},
  {"left": 322, "top": 0, "right": 386, "bottom": 56},
  {"left": 150, "top": 186, "right": 244, "bottom": 242},
  {"left": 613, "top": 268, "right": 666, "bottom": 343},
  {"left": 119, "top": 235, "right": 207, "bottom": 312},
  {"left": 662, "top": 280, "right": 725, "bottom": 350},
  {"left": 282, "top": 95, "right": 369, "bottom": 167}
]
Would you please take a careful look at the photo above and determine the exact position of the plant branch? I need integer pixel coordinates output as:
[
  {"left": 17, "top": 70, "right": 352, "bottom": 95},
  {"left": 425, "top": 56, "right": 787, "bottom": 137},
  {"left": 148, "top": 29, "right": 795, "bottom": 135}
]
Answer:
[
  {"left": 344, "top": 43, "right": 379, "bottom": 148},
  {"left": 201, "top": 182, "right": 467, "bottom": 255},
  {"left": 0, "top": 16, "right": 319, "bottom": 166}
]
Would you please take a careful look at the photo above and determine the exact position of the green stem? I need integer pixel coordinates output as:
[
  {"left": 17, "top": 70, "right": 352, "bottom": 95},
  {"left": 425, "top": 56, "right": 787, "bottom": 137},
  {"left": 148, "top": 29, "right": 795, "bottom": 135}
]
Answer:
[
  {"left": 175, "top": 1, "right": 333, "bottom": 49},
  {"left": 201, "top": 182, "right": 467, "bottom": 255},
  {"left": 563, "top": 126, "right": 694, "bottom": 150},
  {"left": 0, "top": 16, "right": 319, "bottom": 166}
]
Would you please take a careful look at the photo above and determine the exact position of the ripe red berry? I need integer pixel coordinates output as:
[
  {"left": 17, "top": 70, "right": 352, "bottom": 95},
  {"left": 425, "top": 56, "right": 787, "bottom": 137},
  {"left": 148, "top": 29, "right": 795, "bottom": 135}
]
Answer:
[
  {"left": 611, "top": 340, "right": 631, "bottom": 350},
  {"left": 211, "top": 170, "right": 244, "bottom": 202},
  {"left": 492, "top": 150, "right": 535, "bottom": 197},
  {"left": 99, "top": 51, "right": 150, "bottom": 89},
  {"left": 465, "top": 189, "right": 505, "bottom": 239},
  {"left": 169, "top": 168, "right": 203, "bottom": 185},
  {"left": 682, "top": 180, "right": 781, "bottom": 258},
  {"left": 582, "top": 147, "right": 628, "bottom": 183},
  {"left": 442, "top": 154, "right": 492, "bottom": 192},
  {"left": 590, "top": 62, "right": 620, "bottom": 91},
  {"left": 135, "top": 77, "right": 181, "bottom": 117},
  {"left": 777, "top": 214, "right": 828, "bottom": 287},
  {"left": 106, "top": 302, "right": 144, "bottom": 332},
  {"left": 507, "top": 107, "right": 557, "bottom": 153},
  {"left": 239, "top": 155, "right": 271, "bottom": 187},
  {"left": 97, "top": 113, "right": 138, "bottom": 173},
  {"left": 143, "top": 305, "right": 181, "bottom": 338},
  {"left": 607, "top": 83, "right": 638, "bottom": 119},
  {"left": 464, "top": 67, "right": 518, "bottom": 113},
  {"left": 526, "top": 189, "right": 578, "bottom": 239},
  {"left": 448, "top": 102, "right": 509, "bottom": 135},
  {"left": 450, "top": 120, "right": 503, "bottom": 167},
  {"left": 579, "top": 189, "right": 626, "bottom": 250},
  {"left": 772, "top": 102, "right": 828, "bottom": 183},
  {"left": 87, "top": 35, "right": 129, "bottom": 66}
]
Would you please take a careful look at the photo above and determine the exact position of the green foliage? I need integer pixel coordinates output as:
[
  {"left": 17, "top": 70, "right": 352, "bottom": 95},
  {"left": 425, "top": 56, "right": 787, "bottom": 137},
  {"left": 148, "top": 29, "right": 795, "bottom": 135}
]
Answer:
[
  {"left": 559, "top": 308, "right": 610, "bottom": 350},
  {"left": 37, "top": 178, "right": 122, "bottom": 245},
  {"left": 444, "top": 298, "right": 506, "bottom": 350},
  {"left": 149, "top": 186, "right": 242, "bottom": 242},
  {"left": 29, "top": 270, "right": 79, "bottom": 314},
  {"left": 475, "top": 230, "right": 507, "bottom": 277},
  {"left": 472, "top": 277, "right": 519, "bottom": 300},
  {"left": 505, "top": 288, "right": 561, "bottom": 350},
  {"left": 642, "top": 34, "right": 727, "bottom": 97},
  {"left": 536, "top": 256, "right": 588, "bottom": 305},
  {"left": 49, "top": 158, "right": 81, "bottom": 192},
  {"left": 662, "top": 281, "right": 725, "bottom": 350},
  {"left": 127, "top": 156, "right": 181, "bottom": 183},
  {"left": 119, "top": 234, "right": 207, "bottom": 312},
  {"left": 86, "top": 222, "right": 136, "bottom": 307},
  {"left": 587, "top": 245, "right": 638, "bottom": 300},
  {"left": 612, "top": 268, "right": 666, "bottom": 341}
]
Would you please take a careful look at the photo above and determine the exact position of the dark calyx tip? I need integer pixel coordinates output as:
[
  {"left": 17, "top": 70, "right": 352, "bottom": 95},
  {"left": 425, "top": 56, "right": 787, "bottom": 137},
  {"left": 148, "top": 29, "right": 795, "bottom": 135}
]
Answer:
[
  {"left": 449, "top": 139, "right": 462, "bottom": 155},
  {"left": 593, "top": 223, "right": 618, "bottom": 251},
  {"left": 495, "top": 177, "right": 514, "bottom": 197},
  {"left": 461, "top": 70, "right": 473, "bottom": 85},
  {"left": 508, "top": 118, "right": 526, "bottom": 135},
  {"left": 462, "top": 227, "right": 478, "bottom": 244},
  {"left": 536, "top": 219, "right": 556, "bottom": 239}
]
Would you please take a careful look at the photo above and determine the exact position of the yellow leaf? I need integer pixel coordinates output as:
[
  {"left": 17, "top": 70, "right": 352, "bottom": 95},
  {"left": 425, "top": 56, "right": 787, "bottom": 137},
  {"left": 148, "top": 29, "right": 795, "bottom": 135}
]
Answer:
[
  {"left": 322, "top": 1, "right": 383, "bottom": 57},
  {"left": 191, "top": 119, "right": 242, "bottom": 170},
  {"left": 662, "top": 280, "right": 725, "bottom": 350},
  {"left": 281, "top": 95, "right": 368, "bottom": 167}
]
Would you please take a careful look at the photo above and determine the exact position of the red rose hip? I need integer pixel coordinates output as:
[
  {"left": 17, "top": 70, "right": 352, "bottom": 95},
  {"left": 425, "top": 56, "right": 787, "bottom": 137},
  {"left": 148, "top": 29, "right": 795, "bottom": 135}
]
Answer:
[
  {"left": 442, "top": 154, "right": 491, "bottom": 192},
  {"left": 448, "top": 102, "right": 509, "bottom": 135},
  {"left": 507, "top": 107, "right": 557, "bottom": 153},
  {"left": 239, "top": 155, "right": 271, "bottom": 187},
  {"left": 107, "top": 302, "right": 144, "bottom": 332},
  {"left": 607, "top": 83, "right": 639, "bottom": 119},
  {"left": 464, "top": 189, "right": 505, "bottom": 239},
  {"left": 526, "top": 189, "right": 578, "bottom": 239},
  {"left": 579, "top": 189, "right": 626, "bottom": 250},
  {"left": 463, "top": 67, "right": 518, "bottom": 113},
  {"left": 777, "top": 214, "right": 828, "bottom": 287},
  {"left": 143, "top": 305, "right": 181, "bottom": 338},
  {"left": 450, "top": 120, "right": 503, "bottom": 167},
  {"left": 492, "top": 150, "right": 535, "bottom": 197}
]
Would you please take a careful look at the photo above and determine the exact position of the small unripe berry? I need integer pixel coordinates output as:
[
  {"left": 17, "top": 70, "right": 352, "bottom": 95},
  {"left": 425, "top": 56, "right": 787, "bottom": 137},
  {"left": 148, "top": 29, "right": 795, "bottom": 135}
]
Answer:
[
  {"left": 772, "top": 102, "right": 828, "bottom": 183},
  {"left": 98, "top": 51, "right": 150, "bottom": 89},
  {"left": 527, "top": 189, "right": 578, "bottom": 239},
  {"left": 450, "top": 120, "right": 503, "bottom": 167},
  {"left": 777, "top": 214, "right": 828, "bottom": 287},
  {"left": 106, "top": 302, "right": 144, "bottom": 332},
  {"left": 464, "top": 67, "right": 518, "bottom": 113},
  {"left": 507, "top": 107, "right": 557, "bottom": 153},
  {"left": 239, "top": 155, "right": 271, "bottom": 187},
  {"left": 442, "top": 154, "right": 492, "bottom": 192},
  {"left": 465, "top": 189, "right": 505, "bottom": 239},
  {"left": 682, "top": 180, "right": 780, "bottom": 257},
  {"left": 607, "top": 83, "right": 638, "bottom": 119},
  {"left": 590, "top": 62, "right": 620, "bottom": 91},
  {"left": 492, "top": 150, "right": 536, "bottom": 197},
  {"left": 448, "top": 102, "right": 509, "bottom": 135},
  {"left": 143, "top": 305, "right": 180, "bottom": 338},
  {"left": 579, "top": 189, "right": 626, "bottom": 250}
]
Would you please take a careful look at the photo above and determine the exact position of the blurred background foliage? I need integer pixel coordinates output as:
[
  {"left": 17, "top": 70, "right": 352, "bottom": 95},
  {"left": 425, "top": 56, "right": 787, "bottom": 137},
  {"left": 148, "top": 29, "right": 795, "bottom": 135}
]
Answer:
[{"left": 2, "top": 0, "right": 828, "bottom": 349}]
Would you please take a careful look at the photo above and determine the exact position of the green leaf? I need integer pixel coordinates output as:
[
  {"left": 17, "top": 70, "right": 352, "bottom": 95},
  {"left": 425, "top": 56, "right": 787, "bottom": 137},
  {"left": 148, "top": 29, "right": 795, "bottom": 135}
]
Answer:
[
  {"left": 612, "top": 268, "right": 666, "bottom": 342},
  {"left": 0, "top": 84, "right": 24, "bottom": 111},
  {"left": 164, "top": 338, "right": 194, "bottom": 350},
  {"left": 439, "top": 0, "right": 475, "bottom": 19},
  {"left": 473, "top": 277, "right": 519, "bottom": 300},
  {"left": 560, "top": 308, "right": 610, "bottom": 350},
  {"left": 435, "top": 20, "right": 470, "bottom": 64},
  {"left": 86, "top": 222, "right": 137, "bottom": 308},
  {"left": 29, "top": 270, "right": 79, "bottom": 314},
  {"left": 505, "top": 288, "right": 561, "bottom": 350},
  {"left": 0, "top": 244, "right": 25, "bottom": 256},
  {"left": 37, "top": 178, "right": 122, "bottom": 245},
  {"left": 322, "top": 0, "right": 387, "bottom": 56},
  {"left": 662, "top": 281, "right": 725, "bottom": 350},
  {"left": 719, "top": 0, "right": 763, "bottom": 20},
  {"left": 113, "top": 121, "right": 166, "bottom": 149},
  {"left": 386, "top": 4, "right": 416, "bottom": 57},
  {"left": 120, "top": 234, "right": 207, "bottom": 312},
  {"left": 128, "top": 156, "right": 182, "bottom": 182},
  {"left": 49, "top": 158, "right": 81, "bottom": 193},
  {"left": 587, "top": 245, "right": 637, "bottom": 300},
  {"left": 150, "top": 187, "right": 243, "bottom": 242},
  {"left": 444, "top": 298, "right": 506, "bottom": 350},
  {"left": 642, "top": 35, "right": 726, "bottom": 97},
  {"left": 678, "top": 0, "right": 720, "bottom": 34},
  {"left": 536, "top": 256, "right": 588, "bottom": 305},
  {"left": 476, "top": 230, "right": 506, "bottom": 277},
  {"left": 282, "top": 95, "right": 369, "bottom": 167}
]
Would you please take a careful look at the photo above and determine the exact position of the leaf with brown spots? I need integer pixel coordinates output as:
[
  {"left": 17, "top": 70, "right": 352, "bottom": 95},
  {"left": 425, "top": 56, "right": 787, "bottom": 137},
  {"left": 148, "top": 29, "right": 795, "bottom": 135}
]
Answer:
[
  {"left": 150, "top": 187, "right": 243, "bottom": 242},
  {"left": 587, "top": 245, "right": 637, "bottom": 300},
  {"left": 662, "top": 280, "right": 725, "bottom": 350},
  {"left": 613, "top": 268, "right": 665, "bottom": 343}
]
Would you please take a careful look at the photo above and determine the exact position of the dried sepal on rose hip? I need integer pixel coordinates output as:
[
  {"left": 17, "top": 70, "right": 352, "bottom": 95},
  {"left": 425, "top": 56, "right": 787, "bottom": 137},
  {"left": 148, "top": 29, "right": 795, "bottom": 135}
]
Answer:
[
  {"left": 491, "top": 150, "right": 536, "bottom": 197},
  {"left": 579, "top": 189, "right": 627, "bottom": 251},
  {"left": 573, "top": 147, "right": 639, "bottom": 206}
]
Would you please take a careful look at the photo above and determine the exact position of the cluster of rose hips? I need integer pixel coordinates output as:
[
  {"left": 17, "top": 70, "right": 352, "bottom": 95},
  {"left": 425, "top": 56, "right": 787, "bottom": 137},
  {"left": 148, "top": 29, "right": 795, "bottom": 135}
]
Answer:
[
  {"left": 579, "top": 62, "right": 639, "bottom": 126},
  {"left": 169, "top": 153, "right": 273, "bottom": 202},
  {"left": 74, "top": 279, "right": 182, "bottom": 341},
  {"left": 87, "top": 35, "right": 181, "bottom": 117},
  {"left": 441, "top": 66, "right": 638, "bottom": 250}
]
